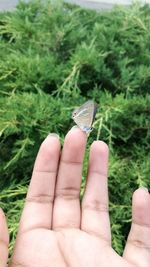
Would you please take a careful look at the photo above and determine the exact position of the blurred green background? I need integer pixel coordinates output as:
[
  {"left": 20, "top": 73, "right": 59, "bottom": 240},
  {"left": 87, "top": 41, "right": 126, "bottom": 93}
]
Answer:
[{"left": 0, "top": 0, "right": 149, "bottom": 255}]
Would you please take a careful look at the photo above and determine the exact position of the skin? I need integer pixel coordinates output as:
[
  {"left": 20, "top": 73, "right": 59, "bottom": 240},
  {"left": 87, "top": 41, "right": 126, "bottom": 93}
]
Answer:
[{"left": 0, "top": 127, "right": 150, "bottom": 267}]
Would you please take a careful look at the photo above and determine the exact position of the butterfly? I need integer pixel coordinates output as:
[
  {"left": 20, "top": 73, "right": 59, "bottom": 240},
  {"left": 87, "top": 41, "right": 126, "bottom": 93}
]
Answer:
[{"left": 72, "top": 100, "right": 97, "bottom": 134}]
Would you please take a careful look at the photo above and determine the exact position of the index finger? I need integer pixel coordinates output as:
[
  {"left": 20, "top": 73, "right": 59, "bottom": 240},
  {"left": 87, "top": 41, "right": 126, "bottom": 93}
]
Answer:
[{"left": 18, "top": 134, "right": 61, "bottom": 233}]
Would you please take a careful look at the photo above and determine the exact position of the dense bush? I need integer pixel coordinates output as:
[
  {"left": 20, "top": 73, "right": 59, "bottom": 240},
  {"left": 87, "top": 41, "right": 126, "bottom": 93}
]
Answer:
[{"left": 0, "top": 0, "right": 149, "bottom": 255}]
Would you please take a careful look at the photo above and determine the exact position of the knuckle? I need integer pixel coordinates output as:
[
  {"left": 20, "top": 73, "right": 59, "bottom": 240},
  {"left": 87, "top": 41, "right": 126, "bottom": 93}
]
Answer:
[
  {"left": 26, "top": 194, "right": 54, "bottom": 204},
  {"left": 82, "top": 200, "right": 108, "bottom": 213},
  {"left": 9, "top": 259, "right": 28, "bottom": 267},
  {"left": 129, "top": 238, "right": 150, "bottom": 251},
  {"left": 0, "top": 238, "right": 9, "bottom": 249},
  {"left": 55, "top": 187, "right": 79, "bottom": 200}
]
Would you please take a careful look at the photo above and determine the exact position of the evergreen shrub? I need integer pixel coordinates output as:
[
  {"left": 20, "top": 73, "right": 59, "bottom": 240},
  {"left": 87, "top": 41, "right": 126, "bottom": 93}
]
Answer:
[{"left": 0, "top": 0, "right": 149, "bottom": 255}]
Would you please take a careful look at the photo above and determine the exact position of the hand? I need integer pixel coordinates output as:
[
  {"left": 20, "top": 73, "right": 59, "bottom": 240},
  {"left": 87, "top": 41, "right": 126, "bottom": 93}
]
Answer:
[{"left": 2, "top": 127, "right": 150, "bottom": 267}]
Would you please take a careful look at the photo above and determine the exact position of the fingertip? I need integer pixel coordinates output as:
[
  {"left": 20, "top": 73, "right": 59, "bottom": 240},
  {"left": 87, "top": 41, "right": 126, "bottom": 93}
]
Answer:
[
  {"left": 47, "top": 133, "right": 60, "bottom": 139},
  {"left": 0, "top": 208, "right": 9, "bottom": 244},
  {"left": 87, "top": 141, "right": 109, "bottom": 179},
  {"left": 34, "top": 133, "right": 61, "bottom": 171},
  {"left": 45, "top": 133, "right": 60, "bottom": 144},
  {"left": 91, "top": 140, "right": 109, "bottom": 158},
  {"left": 133, "top": 187, "right": 149, "bottom": 204},
  {"left": 0, "top": 207, "right": 7, "bottom": 225},
  {"left": 132, "top": 187, "right": 150, "bottom": 226},
  {"left": 41, "top": 133, "right": 61, "bottom": 152},
  {"left": 68, "top": 126, "right": 87, "bottom": 138},
  {"left": 64, "top": 126, "right": 87, "bottom": 150}
]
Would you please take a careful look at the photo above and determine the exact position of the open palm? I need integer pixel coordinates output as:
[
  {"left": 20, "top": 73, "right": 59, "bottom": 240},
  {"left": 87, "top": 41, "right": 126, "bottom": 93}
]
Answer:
[{"left": 1, "top": 127, "right": 150, "bottom": 267}]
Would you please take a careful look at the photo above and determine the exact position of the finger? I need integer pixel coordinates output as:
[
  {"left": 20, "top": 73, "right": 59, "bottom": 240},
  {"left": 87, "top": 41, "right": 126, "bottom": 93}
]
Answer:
[
  {"left": 18, "top": 134, "right": 61, "bottom": 233},
  {"left": 81, "top": 141, "right": 111, "bottom": 244},
  {"left": 52, "top": 127, "right": 87, "bottom": 230},
  {"left": 123, "top": 188, "right": 150, "bottom": 266},
  {"left": 0, "top": 208, "right": 9, "bottom": 267}
]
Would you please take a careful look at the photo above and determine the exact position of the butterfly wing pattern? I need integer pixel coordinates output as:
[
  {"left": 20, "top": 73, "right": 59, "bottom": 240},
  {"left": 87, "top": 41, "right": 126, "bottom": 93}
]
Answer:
[{"left": 72, "top": 100, "right": 97, "bottom": 134}]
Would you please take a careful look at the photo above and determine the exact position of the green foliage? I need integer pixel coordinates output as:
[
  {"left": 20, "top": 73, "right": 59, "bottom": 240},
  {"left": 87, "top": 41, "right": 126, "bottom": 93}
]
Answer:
[{"left": 0, "top": 0, "right": 150, "bottom": 256}]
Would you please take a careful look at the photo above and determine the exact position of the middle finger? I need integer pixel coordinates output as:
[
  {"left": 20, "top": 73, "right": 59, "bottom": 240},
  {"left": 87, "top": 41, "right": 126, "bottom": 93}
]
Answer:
[{"left": 52, "top": 127, "right": 87, "bottom": 230}]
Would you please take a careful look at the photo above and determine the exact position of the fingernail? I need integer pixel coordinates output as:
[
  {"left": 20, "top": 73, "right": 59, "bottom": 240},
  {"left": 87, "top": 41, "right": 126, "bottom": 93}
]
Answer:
[
  {"left": 139, "top": 186, "right": 149, "bottom": 192},
  {"left": 70, "top": 125, "right": 79, "bottom": 130},
  {"left": 48, "top": 133, "right": 59, "bottom": 139}
]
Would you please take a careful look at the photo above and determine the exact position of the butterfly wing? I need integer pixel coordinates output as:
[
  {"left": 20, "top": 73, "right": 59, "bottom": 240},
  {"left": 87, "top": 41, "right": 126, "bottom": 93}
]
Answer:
[{"left": 72, "top": 100, "right": 97, "bottom": 130}]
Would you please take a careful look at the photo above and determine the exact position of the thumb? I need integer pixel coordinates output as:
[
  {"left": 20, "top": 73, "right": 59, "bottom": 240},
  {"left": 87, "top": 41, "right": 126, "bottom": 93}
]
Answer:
[
  {"left": 0, "top": 208, "right": 9, "bottom": 267},
  {"left": 123, "top": 188, "right": 150, "bottom": 266}
]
